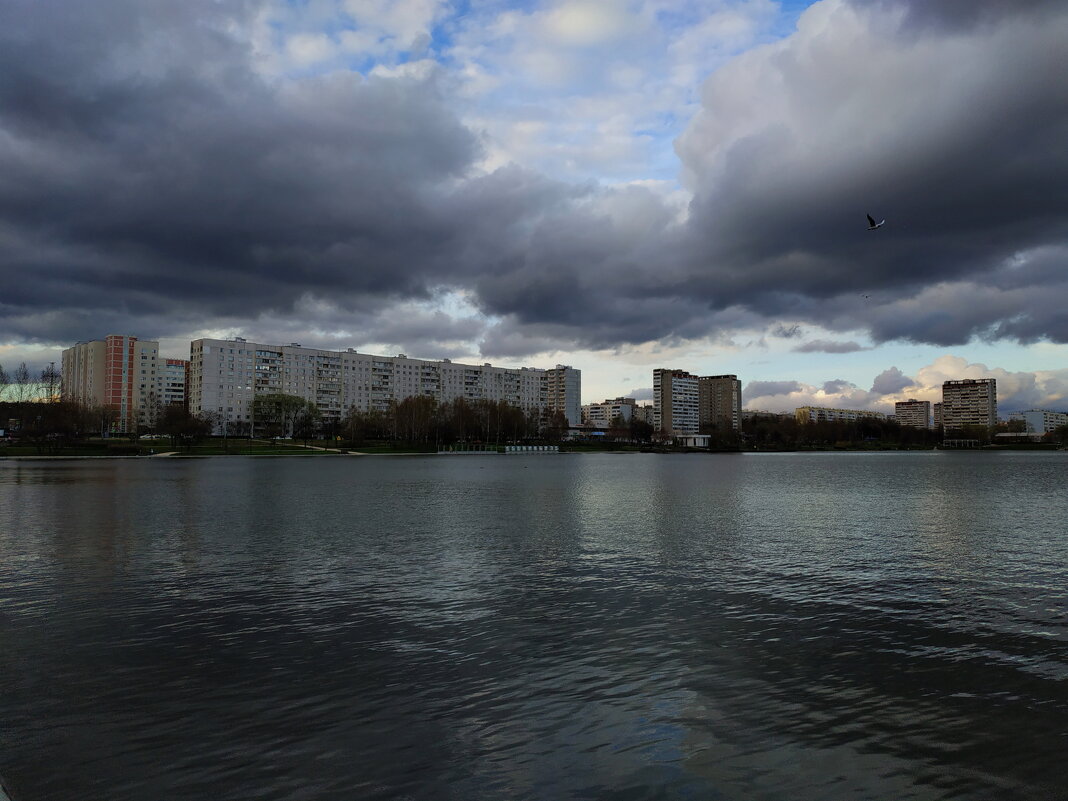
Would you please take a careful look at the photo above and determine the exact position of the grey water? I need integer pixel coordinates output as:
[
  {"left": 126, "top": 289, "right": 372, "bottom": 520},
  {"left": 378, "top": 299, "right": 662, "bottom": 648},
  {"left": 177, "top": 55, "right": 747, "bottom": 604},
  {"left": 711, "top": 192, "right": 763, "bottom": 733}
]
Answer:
[{"left": 1, "top": 452, "right": 1067, "bottom": 801}]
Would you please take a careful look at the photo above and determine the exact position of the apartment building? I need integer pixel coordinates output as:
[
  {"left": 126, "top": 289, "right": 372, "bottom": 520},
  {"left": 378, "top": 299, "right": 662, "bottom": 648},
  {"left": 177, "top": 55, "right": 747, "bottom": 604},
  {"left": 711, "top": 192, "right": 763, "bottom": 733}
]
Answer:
[
  {"left": 61, "top": 335, "right": 160, "bottom": 433},
  {"left": 894, "top": 399, "right": 931, "bottom": 429},
  {"left": 582, "top": 397, "right": 636, "bottom": 428},
  {"left": 162, "top": 359, "right": 189, "bottom": 409},
  {"left": 1008, "top": 409, "right": 1068, "bottom": 434},
  {"left": 188, "top": 338, "right": 579, "bottom": 432},
  {"left": 795, "top": 406, "right": 888, "bottom": 424},
  {"left": 941, "top": 379, "right": 997, "bottom": 431},
  {"left": 699, "top": 374, "right": 742, "bottom": 432},
  {"left": 653, "top": 369, "right": 700, "bottom": 435},
  {"left": 632, "top": 404, "right": 654, "bottom": 425},
  {"left": 546, "top": 365, "right": 582, "bottom": 426},
  {"left": 933, "top": 402, "right": 943, "bottom": 430}
]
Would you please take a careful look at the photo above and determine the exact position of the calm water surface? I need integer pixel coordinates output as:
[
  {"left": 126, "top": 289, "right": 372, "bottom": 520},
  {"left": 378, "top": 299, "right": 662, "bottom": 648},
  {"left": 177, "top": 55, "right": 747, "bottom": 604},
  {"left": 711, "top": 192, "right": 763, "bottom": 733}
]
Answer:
[{"left": 1, "top": 452, "right": 1067, "bottom": 800}]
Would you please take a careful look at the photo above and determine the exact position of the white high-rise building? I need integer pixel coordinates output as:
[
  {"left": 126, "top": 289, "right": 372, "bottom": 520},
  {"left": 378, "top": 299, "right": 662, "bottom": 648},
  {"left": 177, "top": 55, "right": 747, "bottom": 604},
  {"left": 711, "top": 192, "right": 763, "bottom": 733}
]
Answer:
[
  {"left": 941, "top": 379, "right": 997, "bottom": 431},
  {"left": 188, "top": 338, "right": 580, "bottom": 432},
  {"left": 653, "top": 369, "right": 700, "bottom": 435}
]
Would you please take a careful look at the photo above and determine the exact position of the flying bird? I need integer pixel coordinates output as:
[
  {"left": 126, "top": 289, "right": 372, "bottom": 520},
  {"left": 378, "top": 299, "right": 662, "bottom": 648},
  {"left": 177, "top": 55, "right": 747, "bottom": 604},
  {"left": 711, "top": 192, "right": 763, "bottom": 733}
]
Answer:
[{"left": 866, "top": 214, "right": 885, "bottom": 230}]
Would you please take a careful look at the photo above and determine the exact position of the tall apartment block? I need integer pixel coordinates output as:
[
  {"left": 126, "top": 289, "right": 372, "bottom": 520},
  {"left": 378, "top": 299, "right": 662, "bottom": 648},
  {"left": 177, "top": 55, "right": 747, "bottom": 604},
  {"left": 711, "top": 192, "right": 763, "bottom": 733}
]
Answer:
[
  {"left": 795, "top": 406, "right": 888, "bottom": 424},
  {"left": 932, "top": 402, "right": 943, "bottom": 430},
  {"left": 941, "top": 379, "right": 997, "bottom": 431},
  {"left": 653, "top": 369, "right": 700, "bottom": 435},
  {"left": 62, "top": 335, "right": 160, "bottom": 433},
  {"left": 546, "top": 365, "right": 582, "bottom": 426},
  {"left": 699, "top": 374, "right": 742, "bottom": 432},
  {"left": 894, "top": 399, "right": 931, "bottom": 429},
  {"left": 162, "top": 359, "right": 189, "bottom": 409},
  {"left": 188, "top": 338, "right": 580, "bottom": 432}
]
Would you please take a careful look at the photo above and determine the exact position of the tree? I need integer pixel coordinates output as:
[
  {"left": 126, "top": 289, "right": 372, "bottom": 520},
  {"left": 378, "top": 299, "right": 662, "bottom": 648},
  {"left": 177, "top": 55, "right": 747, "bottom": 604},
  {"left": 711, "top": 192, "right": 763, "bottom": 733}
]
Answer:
[{"left": 252, "top": 393, "right": 317, "bottom": 438}]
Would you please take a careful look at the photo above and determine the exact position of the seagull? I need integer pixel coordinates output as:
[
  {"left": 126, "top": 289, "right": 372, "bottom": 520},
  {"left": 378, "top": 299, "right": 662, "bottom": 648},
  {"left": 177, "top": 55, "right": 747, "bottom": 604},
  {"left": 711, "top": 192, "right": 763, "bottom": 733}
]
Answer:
[{"left": 866, "top": 214, "right": 885, "bottom": 230}]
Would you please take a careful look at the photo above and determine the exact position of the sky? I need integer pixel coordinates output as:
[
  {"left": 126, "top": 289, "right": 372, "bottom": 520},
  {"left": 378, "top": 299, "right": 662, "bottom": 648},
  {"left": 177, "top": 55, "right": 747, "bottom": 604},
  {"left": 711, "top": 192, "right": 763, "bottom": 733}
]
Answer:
[{"left": 2, "top": 0, "right": 1067, "bottom": 414}]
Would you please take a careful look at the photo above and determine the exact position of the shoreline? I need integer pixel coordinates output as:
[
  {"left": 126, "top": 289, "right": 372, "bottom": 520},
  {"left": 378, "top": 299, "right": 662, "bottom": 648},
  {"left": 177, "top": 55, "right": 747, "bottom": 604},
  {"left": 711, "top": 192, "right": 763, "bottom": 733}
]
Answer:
[{"left": 3, "top": 446, "right": 1063, "bottom": 461}]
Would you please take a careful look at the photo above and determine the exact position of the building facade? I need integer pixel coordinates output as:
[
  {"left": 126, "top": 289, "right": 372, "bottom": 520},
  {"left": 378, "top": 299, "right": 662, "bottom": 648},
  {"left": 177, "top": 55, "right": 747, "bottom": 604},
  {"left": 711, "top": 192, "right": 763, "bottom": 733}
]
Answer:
[
  {"left": 1008, "top": 409, "right": 1068, "bottom": 434},
  {"left": 894, "top": 399, "right": 931, "bottom": 429},
  {"left": 62, "top": 335, "right": 161, "bottom": 433},
  {"left": 795, "top": 406, "right": 888, "bottom": 424},
  {"left": 698, "top": 374, "right": 742, "bottom": 432},
  {"left": 941, "top": 379, "right": 997, "bottom": 431},
  {"left": 188, "top": 338, "right": 579, "bottom": 433},
  {"left": 932, "top": 402, "right": 943, "bottom": 430},
  {"left": 582, "top": 397, "right": 636, "bottom": 428},
  {"left": 653, "top": 369, "right": 700, "bottom": 435},
  {"left": 546, "top": 365, "right": 582, "bottom": 426},
  {"left": 162, "top": 359, "right": 189, "bottom": 409}
]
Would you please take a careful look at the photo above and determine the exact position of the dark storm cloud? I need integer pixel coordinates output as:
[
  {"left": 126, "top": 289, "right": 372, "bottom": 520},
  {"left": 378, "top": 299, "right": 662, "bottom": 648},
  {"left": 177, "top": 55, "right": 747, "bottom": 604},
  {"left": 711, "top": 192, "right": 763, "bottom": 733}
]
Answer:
[
  {"left": 744, "top": 380, "right": 802, "bottom": 399},
  {"left": 2, "top": 0, "right": 1067, "bottom": 358},
  {"left": 821, "top": 379, "right": 853, "bottom": 394},
  {"left": 793, "top": 339, "right": 866, "bottom": 354},
  {"left": 870, "top": 367, "right": 914, "bottom": 395},
  {"left": 671, "top": 0, "right": 1068, "bottom": 345},
  {"left": 0, "top": 0, "right": 476, "bottom": 343}
]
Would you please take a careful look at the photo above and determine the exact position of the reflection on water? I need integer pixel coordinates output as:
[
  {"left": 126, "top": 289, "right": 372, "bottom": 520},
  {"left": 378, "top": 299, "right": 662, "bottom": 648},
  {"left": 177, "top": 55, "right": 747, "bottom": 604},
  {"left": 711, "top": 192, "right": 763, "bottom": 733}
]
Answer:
[{"left": 1, "top": 452, "right": 1067, "bottom": 800}]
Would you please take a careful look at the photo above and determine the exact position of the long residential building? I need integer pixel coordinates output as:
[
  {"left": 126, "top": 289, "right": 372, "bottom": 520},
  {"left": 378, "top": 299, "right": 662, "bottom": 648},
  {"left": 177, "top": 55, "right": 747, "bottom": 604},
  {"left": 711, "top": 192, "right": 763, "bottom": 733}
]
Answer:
[
  {"left": 894, "top": 399, "right": 931, "bottom": 429},
  {"left": 188, "top": 338, "right": 580, "bottom": 432},
  {"left": 1008, "top": 409, "right": 1068, "bottom": 434},
  {"left": 941, "top": 378, "right": 997, "bottom": 431},
  {"left": 62, "top": 335, "right": 162, "bottom": 433},
  {"left": 795, "top": 406, "right": 888, "bottom": 424},
  {"left": 582, "top": 397, "right": 636, "bottom": 428}
]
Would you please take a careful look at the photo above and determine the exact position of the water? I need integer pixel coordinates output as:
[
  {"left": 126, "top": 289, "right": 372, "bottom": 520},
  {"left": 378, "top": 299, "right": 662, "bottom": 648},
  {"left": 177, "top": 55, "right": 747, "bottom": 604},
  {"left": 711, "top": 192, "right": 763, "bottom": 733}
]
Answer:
[{"left": 1, "top": 452, "right": 1066, "bottom": 800}]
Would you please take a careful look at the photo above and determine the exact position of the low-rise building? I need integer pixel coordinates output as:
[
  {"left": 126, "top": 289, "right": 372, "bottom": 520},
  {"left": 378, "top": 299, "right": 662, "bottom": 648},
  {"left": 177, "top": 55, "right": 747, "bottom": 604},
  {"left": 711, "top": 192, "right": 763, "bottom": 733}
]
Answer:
[
  {"left": 1008, "top": 409, "right": 1068, "bottom": 434},
  {"left": 795, "top": 406, "right": 888, "bottom": 424},
  {"left": 582, "top": 397, "right": 636, "bottom": 428}
]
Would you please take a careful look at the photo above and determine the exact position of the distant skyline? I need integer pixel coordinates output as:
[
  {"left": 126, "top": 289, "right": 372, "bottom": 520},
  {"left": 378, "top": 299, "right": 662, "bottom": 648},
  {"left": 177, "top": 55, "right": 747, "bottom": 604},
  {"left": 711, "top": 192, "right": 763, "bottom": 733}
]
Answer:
[{"left": 2, "top": 0, "right": 1067, "bottom": 412}]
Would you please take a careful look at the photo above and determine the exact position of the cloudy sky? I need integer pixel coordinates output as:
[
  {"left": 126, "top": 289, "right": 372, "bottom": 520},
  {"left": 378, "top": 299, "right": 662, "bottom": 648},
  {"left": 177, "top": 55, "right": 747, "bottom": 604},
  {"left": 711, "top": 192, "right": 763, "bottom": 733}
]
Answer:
[{"left": 2, "top": 0, "right": 1067, "bottom": 413}]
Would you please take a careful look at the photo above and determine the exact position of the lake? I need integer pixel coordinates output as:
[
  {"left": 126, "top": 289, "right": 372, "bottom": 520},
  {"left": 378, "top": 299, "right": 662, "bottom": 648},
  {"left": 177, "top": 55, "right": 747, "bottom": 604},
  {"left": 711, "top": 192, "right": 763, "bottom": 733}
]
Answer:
[{"left": 1, "top": 452, "right": 1066, "bottom": 800}]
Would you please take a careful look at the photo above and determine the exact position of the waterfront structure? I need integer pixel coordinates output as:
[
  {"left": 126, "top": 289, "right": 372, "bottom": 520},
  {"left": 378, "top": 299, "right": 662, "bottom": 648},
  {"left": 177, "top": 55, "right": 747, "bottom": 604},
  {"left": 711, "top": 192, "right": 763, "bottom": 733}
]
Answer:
[
  {"left": 933, "top": 402, "right": 943, "bottom": 430},
  {"left": 795, "top": 406, "right": 888, "bottom": 424},
  {"left": 1008, "top": 409, "right": 1068, "bottom": 434},
  {"left": 582, "top": 397, "right": 636, "bottom": 429},
  {"left": 62, "top": 335, "right": 160, "bottom": 433},
  {"left": 894, "top": 399, "right": 931, "bottom": 429},
  {"left": 162, "top": 359, "right": 189, "bottom": 409},
  {"left": 188, "top": 338, "right": 579, "bottom": 433},
  {"left": 698, "top": 374, "right": 742, "bottom": 432},
  {"left": 653, "top": 369, "right": 700, "bottom": 435},
  {"left": 546, "top": 365, "right": 582, "bottom": 426},
  {"left": 941, "top": 379, "right": 997, "bottom": 431}
]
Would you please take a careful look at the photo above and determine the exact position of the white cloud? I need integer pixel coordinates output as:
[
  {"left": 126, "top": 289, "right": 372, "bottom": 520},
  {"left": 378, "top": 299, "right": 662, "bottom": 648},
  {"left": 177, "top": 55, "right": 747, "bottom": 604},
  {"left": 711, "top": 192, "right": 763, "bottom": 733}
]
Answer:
[{"left": 744, "top": 355, "right": 1068, "bottom": 415}]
